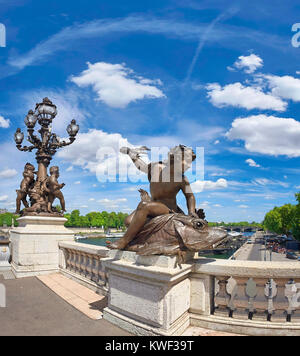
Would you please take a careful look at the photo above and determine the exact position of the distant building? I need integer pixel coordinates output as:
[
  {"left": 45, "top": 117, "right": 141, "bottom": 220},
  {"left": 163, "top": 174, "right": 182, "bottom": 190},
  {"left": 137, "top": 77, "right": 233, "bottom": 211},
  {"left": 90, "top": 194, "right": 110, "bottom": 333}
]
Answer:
[{"left": 0, "top": 209, "right": 8, "bottom": 214}]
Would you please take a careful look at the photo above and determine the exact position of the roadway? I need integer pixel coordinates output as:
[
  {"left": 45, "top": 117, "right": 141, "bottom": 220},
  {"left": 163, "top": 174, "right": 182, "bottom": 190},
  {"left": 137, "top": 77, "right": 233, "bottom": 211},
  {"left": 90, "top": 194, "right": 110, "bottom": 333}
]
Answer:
[{"left": 247, "top": 240, "right": 293, "bottom": 262}]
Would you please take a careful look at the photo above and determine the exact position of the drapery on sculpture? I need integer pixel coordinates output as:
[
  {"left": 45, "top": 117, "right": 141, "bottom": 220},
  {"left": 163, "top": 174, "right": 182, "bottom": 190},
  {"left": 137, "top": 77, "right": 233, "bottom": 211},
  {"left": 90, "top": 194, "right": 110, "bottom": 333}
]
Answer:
[
  {"left": 108, "top": 145, "right": 227, "bottom": 257},
  {"left": 14, "top": 98, "right": 79, "bottom": 216}
]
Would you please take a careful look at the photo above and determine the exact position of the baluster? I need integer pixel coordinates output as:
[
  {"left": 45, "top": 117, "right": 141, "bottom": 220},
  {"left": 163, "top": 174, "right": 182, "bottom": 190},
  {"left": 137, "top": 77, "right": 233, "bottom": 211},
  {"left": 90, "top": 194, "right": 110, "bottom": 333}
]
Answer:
[
  {"left": 252, "top": 278, "right": 269, "bottom": 320},
  {"left": 85, "top": 254, "right": 92, "bottom": 279},
  {"left": 69, "top": 250, "right": 76, "bottom": 272},
  {"left": 80, "top": 253, "right": 86, "bottom": 276},
  {"left": 214, "top": 276, "right": 231, "bottom": 316},
  {"left": 273, "top": 278, "right": 290, "bottom": 321},
  {"left": 230, "top": 277, "right": 249, "bottom": 319},
  {"left": 97, "top": 256, "right": 102, "bottom": 284},
  {"left": 75, "top": 251, "right": 81, "bottom": 274},
  {"left": 246, "top": 278, "right": 257, "bottom": 320},
  {"left": 72, "top": 250, "right": 77, "bottom": 272},
  {"left": 99, "top": 258, "right": 107, "bottom": 286},
  {"left": 99, "top": 257, "right": 107, "bottom": 288},
  {"left": 290, "top": 279, "right": 300, "bottom": 320},
  {"left": 92, "top": 257, "right": 100, "bottom": 284},
  {"left": 90, "top": 256, "right": 96, "bottom": 282},
  {"left": 64, "top": 249, "right": 70, "bottom": 270},
  {"left": 80, "top": 253, "right": 86, "bottom": 277},
  {"left": 264, "top": 279, "right": 277, "bottom": 321},
  {"left": 284, "top": 279, "right": 298, "bottom": 322}
]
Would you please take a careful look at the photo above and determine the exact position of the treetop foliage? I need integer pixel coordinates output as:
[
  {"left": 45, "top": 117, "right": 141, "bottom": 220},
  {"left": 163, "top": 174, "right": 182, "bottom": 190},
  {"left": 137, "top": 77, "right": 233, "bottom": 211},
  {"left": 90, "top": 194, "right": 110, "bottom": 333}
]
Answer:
[
  {"left": 64, "top": 210, "right": 129, "bottom": 229},
  {"left": 263, "top": 193, "right": 300, "bottom": 240}
]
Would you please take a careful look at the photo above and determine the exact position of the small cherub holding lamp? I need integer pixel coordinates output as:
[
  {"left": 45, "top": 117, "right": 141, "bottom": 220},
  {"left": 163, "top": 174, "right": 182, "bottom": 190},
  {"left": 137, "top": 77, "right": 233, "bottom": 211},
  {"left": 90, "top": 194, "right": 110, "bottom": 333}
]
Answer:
[
  {"left": 15, "top": 163, "right": 36, "bottom": 214},
  {"left": 43, "top": 166, "right": 66, "bottom": 213}
]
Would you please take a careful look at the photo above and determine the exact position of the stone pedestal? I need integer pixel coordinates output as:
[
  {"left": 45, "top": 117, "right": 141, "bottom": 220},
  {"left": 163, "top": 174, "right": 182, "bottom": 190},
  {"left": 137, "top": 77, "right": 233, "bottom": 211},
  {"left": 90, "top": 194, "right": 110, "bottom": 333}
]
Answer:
[
  {"left": 10, "top": 216, "right": 74, "bottom": 278},
  {"left": 102, "top": 250, "right": 195, "bottom": 336},
  {"left": 0, "top": 239, "right": 11, "bottom": 271}
]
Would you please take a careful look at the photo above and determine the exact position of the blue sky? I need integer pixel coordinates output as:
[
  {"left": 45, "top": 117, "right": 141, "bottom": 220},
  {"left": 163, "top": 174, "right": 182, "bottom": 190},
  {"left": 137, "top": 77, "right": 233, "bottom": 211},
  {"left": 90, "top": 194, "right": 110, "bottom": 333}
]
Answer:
[{"left": 0, "top": 0, "right": 300, "bottom": 222}]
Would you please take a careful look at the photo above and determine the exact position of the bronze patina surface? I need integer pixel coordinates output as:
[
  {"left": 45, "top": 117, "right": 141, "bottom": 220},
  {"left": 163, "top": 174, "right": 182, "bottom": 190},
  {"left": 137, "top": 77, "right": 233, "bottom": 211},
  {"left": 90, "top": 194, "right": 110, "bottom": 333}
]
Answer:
[
  {"left": 108, "top": 145, "right": 227, "bottom": 255},
  {"left": 14, "top": 98, "right": 79, "bottom": 216}
]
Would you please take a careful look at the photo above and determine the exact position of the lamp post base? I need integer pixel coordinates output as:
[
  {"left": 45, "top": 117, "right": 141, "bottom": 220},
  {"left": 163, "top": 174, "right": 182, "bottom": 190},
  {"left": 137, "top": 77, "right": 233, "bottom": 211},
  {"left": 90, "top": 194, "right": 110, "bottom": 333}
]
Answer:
[{"left": 10, "top": 216, "right": 74, "bottom": 278}]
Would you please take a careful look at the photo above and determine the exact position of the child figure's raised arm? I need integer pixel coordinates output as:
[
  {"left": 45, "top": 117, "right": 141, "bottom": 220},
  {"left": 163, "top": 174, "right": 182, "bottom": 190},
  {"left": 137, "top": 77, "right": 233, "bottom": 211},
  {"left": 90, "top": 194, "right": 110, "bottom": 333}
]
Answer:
[
  {"left": 181, "top": 176, "right": 197, "bottom": 218},
  {"left": 120, "top": 147, "right": 149, "bottom": 174}
]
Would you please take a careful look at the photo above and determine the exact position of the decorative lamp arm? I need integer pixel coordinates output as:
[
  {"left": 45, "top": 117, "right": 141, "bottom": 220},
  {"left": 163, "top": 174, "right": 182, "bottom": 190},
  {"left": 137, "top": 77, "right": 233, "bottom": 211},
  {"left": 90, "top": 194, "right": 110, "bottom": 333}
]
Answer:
[
  {"left": 58, "top": 137, "right": 76, "bottom": 148},
  {"left": 27, "top": 130, "right": 41, "bottom": 147},
  {"left": 16, "top": 144, "right": 36, "bottom": 152}
]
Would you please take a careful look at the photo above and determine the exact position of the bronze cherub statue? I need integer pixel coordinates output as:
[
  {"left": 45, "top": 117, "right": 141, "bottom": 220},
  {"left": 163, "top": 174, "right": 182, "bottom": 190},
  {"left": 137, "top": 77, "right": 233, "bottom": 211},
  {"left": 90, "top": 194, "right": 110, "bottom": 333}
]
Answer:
[
  {"left": 43, "top": 166, "right": 66, "bottom": 213},
  {"left": 14, "top": 98, "right": 79, "bottom": 216},
  {"left": 15, "top": 163, "right": 36, "bottom": 214},
  {"left": 109, "top": 145, "right": 227, "bottom": 255}
]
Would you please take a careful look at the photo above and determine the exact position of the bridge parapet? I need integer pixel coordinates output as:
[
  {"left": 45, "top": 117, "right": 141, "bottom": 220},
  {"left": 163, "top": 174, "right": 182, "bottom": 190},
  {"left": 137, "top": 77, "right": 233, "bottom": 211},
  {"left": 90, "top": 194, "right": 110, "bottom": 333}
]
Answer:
[
  {"left": 191, "top": 258, "right": 300, "bottom": 335},
  {"left": 59, "top": 241, "right": 109, "bottom": 295},
  {"left": 58, "top": 242, "right": 300, "bottom": 336}
]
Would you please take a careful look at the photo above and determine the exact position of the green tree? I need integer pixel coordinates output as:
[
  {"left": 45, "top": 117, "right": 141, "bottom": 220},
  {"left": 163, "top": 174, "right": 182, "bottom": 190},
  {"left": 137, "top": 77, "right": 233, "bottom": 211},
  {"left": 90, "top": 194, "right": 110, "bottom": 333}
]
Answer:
[
  {"left": 292, "top": 193, "right": 300, "bottom": 240},
  {"left": 263, "top": 202, "right": 298, "bottom": 236},
  {"left": 69, "top": 210, "right": 81, "bottom": 227},
  {"left": 278, "top": 204, "right": 297, "bottom": 236},
  {"left": 263, "top": 209, "right": 282, "bottom": 234}
]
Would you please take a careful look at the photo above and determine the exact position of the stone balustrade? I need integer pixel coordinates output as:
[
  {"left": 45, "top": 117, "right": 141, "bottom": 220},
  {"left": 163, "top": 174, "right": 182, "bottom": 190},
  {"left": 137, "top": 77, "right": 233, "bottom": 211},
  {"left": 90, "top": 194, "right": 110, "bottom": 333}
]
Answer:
[
  {"left": 190, "top": 258, "right": 300, "bottom": 335},
  {"left": 59, "top": 241, "right": 109, "bottom": 295},
  {"left": 57, "top": 242, "right": 300, "bottom": 335}
]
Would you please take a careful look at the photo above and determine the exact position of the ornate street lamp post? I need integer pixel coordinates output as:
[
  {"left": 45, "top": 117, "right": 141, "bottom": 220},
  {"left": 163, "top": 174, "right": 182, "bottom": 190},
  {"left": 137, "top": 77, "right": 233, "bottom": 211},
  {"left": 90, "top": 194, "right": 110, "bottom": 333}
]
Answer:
[{"left": 14, "top": 98, "right": 79, "bottom": 216}]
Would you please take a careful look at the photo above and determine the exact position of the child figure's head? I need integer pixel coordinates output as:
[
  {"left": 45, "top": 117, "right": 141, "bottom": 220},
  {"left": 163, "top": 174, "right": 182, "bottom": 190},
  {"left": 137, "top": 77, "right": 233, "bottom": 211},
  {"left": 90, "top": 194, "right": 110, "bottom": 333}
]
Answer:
[
  {"left": 50, "top": 166, "right": 59, "bottom": 177},
  {"left": 168, "top": 145, "right": 196, "bottom": 172},
  {"left": 25, "top": 163, "right": 35, "bottom": 172}
]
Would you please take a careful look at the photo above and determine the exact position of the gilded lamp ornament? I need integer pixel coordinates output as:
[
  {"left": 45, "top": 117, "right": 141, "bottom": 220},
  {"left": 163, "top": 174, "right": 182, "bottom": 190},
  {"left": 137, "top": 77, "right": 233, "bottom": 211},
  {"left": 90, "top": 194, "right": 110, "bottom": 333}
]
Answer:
[{"left": 14, "top": 98, "right": 79, "bottom": 216}]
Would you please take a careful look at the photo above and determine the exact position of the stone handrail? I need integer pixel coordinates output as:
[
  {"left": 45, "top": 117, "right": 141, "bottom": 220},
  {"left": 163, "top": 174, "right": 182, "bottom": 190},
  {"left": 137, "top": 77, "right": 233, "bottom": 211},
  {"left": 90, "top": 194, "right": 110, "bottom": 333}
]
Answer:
[
  {"left": 58, "top": 243, "right": 300, "bottom": 335},
  {"left": 59, "top": 241, "right": 109, "bottom": 294},
  {"left": 190, "top": 258, "right": 300, "bottom": 334}
]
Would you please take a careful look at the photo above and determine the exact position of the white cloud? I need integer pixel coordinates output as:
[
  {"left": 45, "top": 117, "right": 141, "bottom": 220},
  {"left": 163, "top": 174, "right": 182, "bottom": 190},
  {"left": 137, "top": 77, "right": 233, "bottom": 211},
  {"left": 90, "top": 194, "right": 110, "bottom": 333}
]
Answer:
[
  {"left": 191, "top": 178, "right": 228, "bottom": 193},
  {"left": 253, "top": 178, "right": 289, "bottom": 188},
  {"left": 226, "top": 115, "right": 300, "bottom": 157},
  {"left": 0, "top": 195, "right": 8, "bottom": 202},
  {"left": 229, "top": 54, "right": 263, "bottom": 74},
  {"left": 0, "top": 168, "right": 18, "bottom": 179},
  {"left": 262, "top": 74, "right": 300, "bottom": 102},
  {"left": 246, "top": 158, "right": 260, "bottom": 168},
  {"left": 71, "top": 62, "right": 165, "bottom": 108},
  {"left": 58, "top": 129, "right": 131, "bottom": 170},
  {"left": 74, "top": 181, "right": 81, "bottom": 185},
  {"left": 206, "top": 82, "right": 286, "bottom": 111},
  {"left": 239, "top": 205, "right": 249, "bottom": 209},
  {"left": 97, "top": 198, "right": 128, "bottom": 210},
  {"left": 66, "top": 166, "right": 74, "bottom": 172},
  {"left": 0, "top": 116, "right": 10, "bottom": 128},
  {"left": 6, "top": 15, "right": 287, "bottom": 76},
  {"left": 57, "top": 129, "right": 148, "bottom": 183},
  {"left": 98, "top": 198, "right": 127, "bottom": 204}
]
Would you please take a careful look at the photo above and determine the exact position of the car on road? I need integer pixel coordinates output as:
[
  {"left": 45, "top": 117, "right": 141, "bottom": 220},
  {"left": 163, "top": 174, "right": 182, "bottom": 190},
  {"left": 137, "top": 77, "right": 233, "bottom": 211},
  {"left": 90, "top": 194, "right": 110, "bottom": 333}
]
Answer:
[
  {"left": 286, "top": 251, "right": 298, "bottom": 260},
  {"left": 246, "top": 239, "right": 253, "bottom": 244}
]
